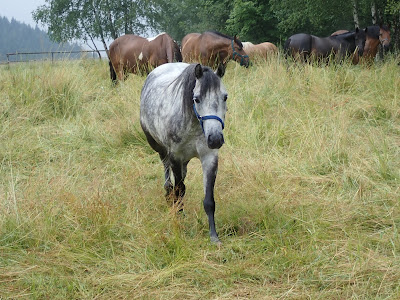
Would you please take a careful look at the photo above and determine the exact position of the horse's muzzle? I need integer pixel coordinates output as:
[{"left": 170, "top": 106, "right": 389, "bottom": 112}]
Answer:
[
  {"left": 383, "top": 44, "right": 390, "bottom": 52},
  {"left": 207, "top": 133, "right": 224, "bottom": 149}
]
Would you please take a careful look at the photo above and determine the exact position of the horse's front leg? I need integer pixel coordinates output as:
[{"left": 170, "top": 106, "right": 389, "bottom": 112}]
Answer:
[{"left": 201, "top": 153, "right": 220, "bottom": 244}]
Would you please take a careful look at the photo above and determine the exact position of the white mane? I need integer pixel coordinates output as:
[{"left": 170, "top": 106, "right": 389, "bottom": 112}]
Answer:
[
  {"left": 147, "top": 32, "right": 166, "bottom": 42},
  {"left": 242, "top": 41, "right": 254, "bottom": 50}
]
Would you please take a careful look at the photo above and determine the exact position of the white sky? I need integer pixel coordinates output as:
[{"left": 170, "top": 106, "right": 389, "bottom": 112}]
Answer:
[
  {"left": 0, "top": 0, "right": 46, "bottom": 28},
  {"left": 0, "top": 0, "right": 108, "bottom": 51}
]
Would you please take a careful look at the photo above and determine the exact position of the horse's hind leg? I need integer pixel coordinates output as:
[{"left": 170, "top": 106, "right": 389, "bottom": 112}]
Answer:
[
  {"left": 169, "top": 159, "right": 188, "bottom": 212},
  {"left": 161, "top": 155, "right": 173, "bottom": 196},
  {"left": 141, "top": 128, "right": 173, "bottom": 197}
]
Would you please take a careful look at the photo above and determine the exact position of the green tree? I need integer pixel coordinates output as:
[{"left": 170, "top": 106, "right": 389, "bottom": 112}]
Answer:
[
  {"left": 269, "top": 0, "right": 355, "bottom": 38},
  {"left": 226, "top": 0, "right": 279, "bottom": 43},
  {"left": 147, "top": 0, "right": 233, "bottom": 41},
  {"left": 33, "top": 0, "right": 148, "bottom": 57}
]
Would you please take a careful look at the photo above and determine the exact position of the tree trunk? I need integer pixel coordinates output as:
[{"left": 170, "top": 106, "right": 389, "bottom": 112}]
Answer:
[
  {"left": 371, "top": 1, "right": 377, "bottom": 24},
  {"left": 352, "top": 0, "right": 360, "bottom": 28},
  {"left": 92, "top": 0, "right": 110, "bottom": 59}
]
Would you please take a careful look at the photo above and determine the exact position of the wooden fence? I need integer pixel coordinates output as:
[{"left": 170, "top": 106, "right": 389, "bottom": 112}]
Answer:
[{"left": 4, "top": 50, "right": 107, "bottom": 64}]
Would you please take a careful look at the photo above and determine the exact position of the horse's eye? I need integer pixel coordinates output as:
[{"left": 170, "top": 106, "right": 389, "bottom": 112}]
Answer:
[
  {"left": 194, "top": 97, "right": 200, "bottom": 104},
  {"left": 223, "top": 95, "right": 228, "bottom": 102}
]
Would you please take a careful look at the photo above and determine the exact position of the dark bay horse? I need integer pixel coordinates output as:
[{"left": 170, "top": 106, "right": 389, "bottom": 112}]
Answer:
[
  {"left": 332, "top": 25, "right": 391, "bottom": 63},
  {"left": 109, "top": 32, "right": 182, "bottom": 82},
  {"left": 181, "top": 31, "right": 249, "bottom": 68},
  {"left": 242, "top": 42, "right": 278, "bottom": 60},
  {"left": 284, "top": 28, "right": 366, "bottom": 64},
  {"left": 140, "top": 62, "right": 228, "bottom": 244}
]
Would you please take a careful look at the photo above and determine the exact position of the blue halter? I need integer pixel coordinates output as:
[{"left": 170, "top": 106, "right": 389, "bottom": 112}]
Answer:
[
  {"left": 193, "top": 100, "right": 225, "bottom": 133},
  {"left": 231, "top": 40, "right": 249, "bottom": 66}
]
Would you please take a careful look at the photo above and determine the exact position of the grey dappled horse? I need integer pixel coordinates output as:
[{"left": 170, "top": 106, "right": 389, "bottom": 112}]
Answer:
[{"left": 140, "top": 63, "right": 227, "bottom": 244}]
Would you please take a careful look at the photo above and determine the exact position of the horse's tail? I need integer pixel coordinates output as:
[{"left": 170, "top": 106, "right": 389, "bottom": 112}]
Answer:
[
  {"left": 109, "top": 60, "right": 117, "bottom": 84},
  {"left": 284, "top": 38, "right": 291, "bottom": 59},
  {"left": 173, "top": 41, "right": 183, "bottom": 62}
]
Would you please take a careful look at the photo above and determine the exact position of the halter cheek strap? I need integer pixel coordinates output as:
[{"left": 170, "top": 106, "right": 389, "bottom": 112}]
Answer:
[
  {"left": 231, "top": 40, "right": 249, "bottom": 66},
  {"left": 193, "top": 100, "right": 224, "bottom": 134}
]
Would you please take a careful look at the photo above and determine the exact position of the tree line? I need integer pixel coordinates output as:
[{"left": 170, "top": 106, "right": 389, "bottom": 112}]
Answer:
[
  {"left": 33, "top": 0, "right": 400, "bottom": 57},
  {"left": 0, "top": 16, "right": 81, "bottom": 62}
]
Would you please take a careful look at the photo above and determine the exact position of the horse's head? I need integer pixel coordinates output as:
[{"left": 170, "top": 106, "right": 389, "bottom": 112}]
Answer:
[
  {"left": 192, "top": 64, "right": 227, "bottom": 149},
  {"left": 379, "top": 24, "right": 391, "bottom": 52},
  {"left": 231, "top": 35, "right": 250, "bottom": 67},
  {"left": 355, "top": 27, "right": 367, "bottom": 57}
]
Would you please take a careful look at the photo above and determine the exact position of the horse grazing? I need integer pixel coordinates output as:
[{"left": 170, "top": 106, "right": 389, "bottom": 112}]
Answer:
[
  {"left": 284, "top": 28, "right": 366, "bottom": 64},
  {"left": 181, "top": 31, "right": 249, "bottom": 68},
  {"left": 332, "top": 25, "right": 391, "bottom": 62},
  {"left": 109, "top": 32, "right": 182, "bottom": 82},
  {"left": 242, "top": 41, "right": 278, "bottom": 60},
  {"left": 140, "top": 62, "right": 228, "bottom": 244}
]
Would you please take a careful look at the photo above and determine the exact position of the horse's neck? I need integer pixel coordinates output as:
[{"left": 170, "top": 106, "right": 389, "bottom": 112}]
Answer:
[{"left": 206, "top": 37, "right": 230, "bottom": 59}]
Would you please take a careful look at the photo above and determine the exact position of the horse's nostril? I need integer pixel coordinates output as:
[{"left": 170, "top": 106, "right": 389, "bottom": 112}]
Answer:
[{"left": 207, "top": 134, "right": 224, "bottom": 149}]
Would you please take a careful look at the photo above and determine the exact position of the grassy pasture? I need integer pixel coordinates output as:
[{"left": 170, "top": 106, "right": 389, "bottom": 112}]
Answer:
[{"left": 0, "top": 55, "right": 399, "bottom": 299}]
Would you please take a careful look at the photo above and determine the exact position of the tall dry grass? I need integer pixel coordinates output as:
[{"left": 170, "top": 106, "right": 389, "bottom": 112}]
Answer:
[{"left": 0, "top": 55, "right": 399, "bottom": 299}]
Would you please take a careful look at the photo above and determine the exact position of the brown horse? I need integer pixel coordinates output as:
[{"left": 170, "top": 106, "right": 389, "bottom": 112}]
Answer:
[
  {"left": 109, "top": 32, "right": 182, "bottom": 82},
  {"left": 332, "top": 25, "right": 391, "bottom": 63},
  {"left": 181, "top": 31, "right": 249, "bottom": 68},
  {"left": 242, "top": 41, "right": 278, "bottom": 60}
]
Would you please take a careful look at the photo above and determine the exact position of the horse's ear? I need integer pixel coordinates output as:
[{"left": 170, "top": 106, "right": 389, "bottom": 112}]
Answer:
[
  {"left": 194, "top": 64, "right": 203, "bottom": 79},
  {"left": 355, "top": 27, "right": 359, "bottom": 33},
  {"left": 364, "top": 27, "right": 368, "bottom": 33},
  {"left": 216, "top": 64, "right": 225, "bottom": 78}
]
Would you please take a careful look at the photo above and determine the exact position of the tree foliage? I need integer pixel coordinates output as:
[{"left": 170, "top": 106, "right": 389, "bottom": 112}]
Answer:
[
  {"left": 33, "top": 0, "right": 148, "bottom": 55},
  {"left": 226, "top": 0, "right": 279, "bottom": 43},
  {"left": 32, "top": 0, "right": 400, "bottom": 49}
]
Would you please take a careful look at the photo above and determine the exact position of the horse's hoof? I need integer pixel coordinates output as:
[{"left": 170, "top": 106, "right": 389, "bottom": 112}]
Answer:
[{"left": 210, "top": 236, "right": 222, "bottom": 246}]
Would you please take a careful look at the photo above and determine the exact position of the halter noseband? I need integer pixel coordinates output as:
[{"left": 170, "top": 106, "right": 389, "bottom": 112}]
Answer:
[
  {"left": 193, "top": 100, "right": 224, "bottom": 133},
  {"left": 231, "top": 40, "right": 249, "bottom": 66},
  {"left": 379, "top": 37, "right": 389, "bottom": 45}
]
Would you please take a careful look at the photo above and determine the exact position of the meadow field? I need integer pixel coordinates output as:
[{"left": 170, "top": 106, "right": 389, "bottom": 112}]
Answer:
[{"left": 0, "top": 55, "right": 399, "bottom": 299}]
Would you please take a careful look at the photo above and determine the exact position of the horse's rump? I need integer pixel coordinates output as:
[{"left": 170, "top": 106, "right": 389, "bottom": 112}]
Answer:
[
  {"left": 109, "top": 33, "right": 182, "bottom": 81},
  {"left": 243, "top": 41, "right": 277, "bottom": 60}
]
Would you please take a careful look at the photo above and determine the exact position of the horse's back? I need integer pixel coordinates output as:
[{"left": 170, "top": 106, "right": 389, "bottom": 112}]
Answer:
[
  {"left": 260, "top": 42, "right": 278, "bottom": 52},
  {"left": 331, "top": 30, "right": 349, "bottom": 36},
  {"left": 145, "top": 62, "right": 189, "bottom": 85},
  {"left": 182, "top": 33, "right": 201, "bottom": 62},
  {"left": 109, "top": 34, "right": 146, "bottom": 58},
  {"left": 243, "top": 41, "right": 277, "bottom": 59}
]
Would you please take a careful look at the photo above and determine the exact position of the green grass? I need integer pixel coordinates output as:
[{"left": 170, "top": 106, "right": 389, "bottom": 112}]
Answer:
[{"left": 1, "top": 55, "right": 399, "bottom": 299}]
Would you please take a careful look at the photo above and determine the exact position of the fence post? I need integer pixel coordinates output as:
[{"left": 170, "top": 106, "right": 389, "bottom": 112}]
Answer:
[{"left": 51, "top": 52, "right": 54, "bottom": 63}]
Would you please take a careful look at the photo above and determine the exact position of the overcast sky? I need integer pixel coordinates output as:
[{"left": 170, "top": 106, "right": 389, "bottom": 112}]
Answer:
[
  {"left": 0, "top": 0, "right": 109, "bottom": 51},
  {"left": 1, "top": 0, "right": 46, "bottom": 27}
]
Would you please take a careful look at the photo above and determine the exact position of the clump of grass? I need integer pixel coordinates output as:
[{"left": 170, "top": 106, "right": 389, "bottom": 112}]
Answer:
[{"left": 1, "top": 56, "right": 400, "bottom": 299}]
